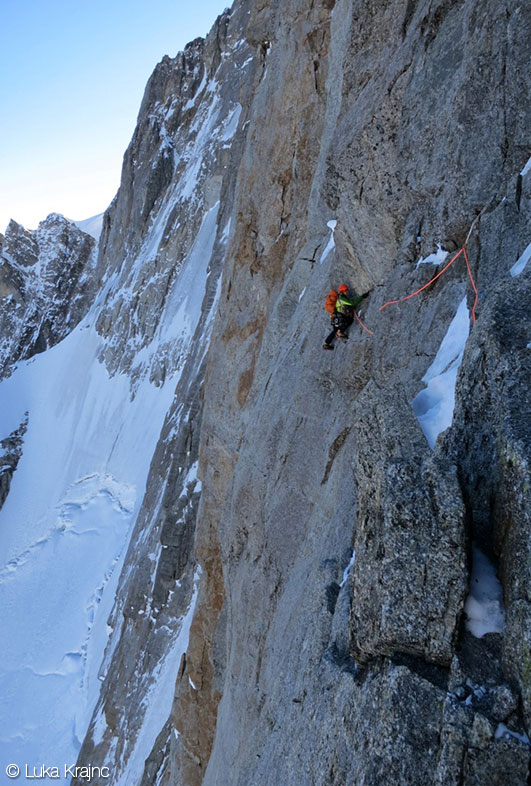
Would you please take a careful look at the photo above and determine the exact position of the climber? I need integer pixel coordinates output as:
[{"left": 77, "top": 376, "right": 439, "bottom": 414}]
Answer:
[{"left": 323, "top": 284, "right": 368, "bottom": 350}]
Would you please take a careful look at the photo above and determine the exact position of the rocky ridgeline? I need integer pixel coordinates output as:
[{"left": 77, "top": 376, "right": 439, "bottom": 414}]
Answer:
[
  {"left": 1, "top": 0, "right": 530, "bottom": 784},
  {"left": 0, "top": 214, "right": 96, "bottom": 379},
  {"left": 73, "top": 5, "right": 259, "bottom": 785}
]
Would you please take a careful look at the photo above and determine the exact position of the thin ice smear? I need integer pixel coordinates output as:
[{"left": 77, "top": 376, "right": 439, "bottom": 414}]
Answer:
[
  {"left": 464, "top": 546, "right": 506, "bottom": 638},
  {"left": 520, "top": 157, "right": 531, "bottom": 177},
  {"left": 340, "top": 550, "right": 355, "bottom": 587},
  {"left": 320, "top": 220, "right": 337, "bottom": 264},
  {"left": 510, "top": 241, "right": 531, "bottom": 277},
  {"left": 411, "top": 297, "right": 470, "bottom": 448}
]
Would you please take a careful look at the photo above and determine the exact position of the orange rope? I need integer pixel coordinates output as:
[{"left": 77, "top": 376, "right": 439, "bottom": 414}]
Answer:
[
  {"left": 378, "top": 246, "right": 480, "bottom": 322},
  {"left": 354, "top": 310, "right": 374, "bottom": 335},
  {"left": 329, "top": 240, "right": 480, "bottom": 339},
  {"left": 379, "top": 247, "right": 465, "bottom": 312}
]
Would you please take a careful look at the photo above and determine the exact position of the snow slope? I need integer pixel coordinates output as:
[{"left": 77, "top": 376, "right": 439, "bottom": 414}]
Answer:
[
  {"left": 0, "top": 205, "right": 222, "bottom": 778},
  {"left": 0, "top": 316, "right": 178, "bottom": 772},
  {"left": 74, "top": 213, "right": 105, "bottom": 241}
]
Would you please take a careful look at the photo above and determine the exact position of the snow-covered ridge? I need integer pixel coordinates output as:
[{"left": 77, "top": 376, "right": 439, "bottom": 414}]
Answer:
[{"left": 0, "top": 213, "right": 97, "bottom": 379}]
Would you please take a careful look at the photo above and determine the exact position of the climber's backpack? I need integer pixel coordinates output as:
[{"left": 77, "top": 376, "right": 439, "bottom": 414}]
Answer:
[{"left": 324, "top": 289, "right": 338, "bottom": 314}]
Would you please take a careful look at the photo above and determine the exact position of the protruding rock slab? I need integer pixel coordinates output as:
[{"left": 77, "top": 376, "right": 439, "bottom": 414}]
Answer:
[
  {"left": 448, "top": 272, "right": 531, "bottom": 730},
  {"left": 350, "top": 384, "right": 467, "bottom": 666}
]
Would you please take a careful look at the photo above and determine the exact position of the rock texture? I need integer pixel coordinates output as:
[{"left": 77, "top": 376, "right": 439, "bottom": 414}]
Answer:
[
  {"left": 1, "top": 0, "right": 530, "bottom": 784},
  {"left": 350, "top": 385, "right": 466, "bottom": 667},
  {"left": 170, "top": 1, "right": 531, "bottom": 785},
  {"left": 0, "top": 415, "right": 27, "bottom": 510},
  {"left": 0, "top": 213, "right": 96, "bottom": 378}
]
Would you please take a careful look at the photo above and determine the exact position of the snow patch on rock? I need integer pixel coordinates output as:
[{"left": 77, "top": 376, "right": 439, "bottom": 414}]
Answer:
[
  {"left": 320, "top": 220, "right": 337, "bottom": 264},
  {"left": 510, "top": 241, "right": 531, "bottom": 277},
  {"left": 416, "top": 243, "right": 449, "bottom": 268},
  {"left": 411, "top": 297, "right": 470, "bottom": 448}
]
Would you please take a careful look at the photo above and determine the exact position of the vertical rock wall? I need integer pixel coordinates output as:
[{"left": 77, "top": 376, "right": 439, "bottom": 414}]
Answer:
[
  {"left": 73, "top": 4, "right": 258, "bottom": 784},
  {"left": 172, "top": 0, "right": 531, "bottom": 784}
]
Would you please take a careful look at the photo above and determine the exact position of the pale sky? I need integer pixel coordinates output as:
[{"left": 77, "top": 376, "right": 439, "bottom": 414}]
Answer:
[{"left": 0, "top": 0, "right": 231, "bottom": 234}]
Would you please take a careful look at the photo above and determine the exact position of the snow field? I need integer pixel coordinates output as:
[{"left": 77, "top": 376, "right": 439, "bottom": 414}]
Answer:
[
  {"left": 0, "top": 203, "right": 221, "bottom": 779},
  {"left": 0, "top": 318, "right": 179, "bottom": 773}
]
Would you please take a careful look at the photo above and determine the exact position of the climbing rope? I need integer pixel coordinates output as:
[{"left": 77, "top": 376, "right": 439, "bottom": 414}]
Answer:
[
  {"left": 379, "top": 246, "right": 479, "bottom": 323},
  {"left": 353, "top": 310, "right": 374, "bottom": 335},
  {"left": 375, "top": 204, "right": 491, "bottom": 325},
  {"left": 328, "top": 206, "right": 487, "bottom": 338}
]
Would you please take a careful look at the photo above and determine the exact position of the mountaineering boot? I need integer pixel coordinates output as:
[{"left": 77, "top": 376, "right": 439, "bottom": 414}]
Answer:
[
  {"left": 323, "top": 343, "right": 334, "bottom": 350},
  {"left": 336, "top": 330, "right": 348, "bottom": 339}
]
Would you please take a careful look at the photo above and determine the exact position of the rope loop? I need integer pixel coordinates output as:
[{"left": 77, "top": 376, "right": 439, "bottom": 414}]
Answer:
[
  {"left": 378, "top": 246, "right": 478, "bottom": 323},
  {"left": 354, "top": 310, "right": 374, "bottom": 335}
]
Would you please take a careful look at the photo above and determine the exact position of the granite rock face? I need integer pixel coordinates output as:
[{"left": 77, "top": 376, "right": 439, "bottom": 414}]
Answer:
[
  {"left": 173, "top": 0, "right": 531, "bottom": 784},
  {"left": 350, "top": 384, "right": 466, "bottom": 667},
  {"left": 447, "top": 268, "right": 531, "bottom": 730},
  {"left": 1, "top": 0, "right": 530, "bottom": 784}
]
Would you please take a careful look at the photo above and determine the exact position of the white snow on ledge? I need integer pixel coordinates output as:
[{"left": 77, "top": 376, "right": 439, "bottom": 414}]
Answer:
[
  {"left": 495, "top": 723, "right": 530, "bottom": 746},
  {"left": 416, "top": 243, "right": 449, "bottom": 268},
  {"left": 411, "top": 297, "right": 470, "bottom": 449},
  {"left": 465, "top": 547, "right": 506, "bottom": 638},
  {"left": 510, "top": 241, "right": 531, "bottom": 277}
]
